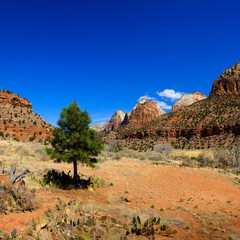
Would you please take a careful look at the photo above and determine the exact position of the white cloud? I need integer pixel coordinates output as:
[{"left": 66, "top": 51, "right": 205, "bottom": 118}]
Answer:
[
  {"left": 137, "top": 95, "right": 156, "bottom": 102},
  {"left": 155, "top": 100, "right": 172, "bottom": 110},
  {"left": 137, "top": 95, "right": 172, "bottom": 110},
  {"left": 157, "top": 89, "right": 184, "bottom": 101}
]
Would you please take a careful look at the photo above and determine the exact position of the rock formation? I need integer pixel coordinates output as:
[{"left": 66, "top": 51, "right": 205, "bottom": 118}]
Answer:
[
  {"left": 0, "top": 90, "right": 32, "bottom": 109},
  {"left": 128, "top": 99, "right": 165, "bottom": 127},
  {"left": 210, "top": 62, "right": 240, "bottom": 96},
  {"left": 108, "top": 63, "right": 240, "bottom": 149},
  {"left": 0, "top": 90, "right": 53, "bottom": 141},
  {"left": 101, "top": 110, "right": 125, "bottom": 135},
  {"left": 121, "top": 112, "right": 131, "bottom": 126},
  {"left": 90, "top": 121, "right": 108, "bottom": 132},
  {"left": 171, "top": 92, "right": 207, "bottom": 112}
]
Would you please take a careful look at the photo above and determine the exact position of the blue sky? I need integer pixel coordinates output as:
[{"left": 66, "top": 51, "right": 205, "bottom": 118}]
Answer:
[{"left": 0, "top": 0, "right": 239, "bottom": 125}]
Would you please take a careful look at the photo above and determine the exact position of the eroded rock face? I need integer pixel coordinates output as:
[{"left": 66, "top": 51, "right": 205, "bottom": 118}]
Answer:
[
  {"left": 210, "top": 62, "right": 240, "bottom": 96},
  {"left": 171, "top": 92, "right": 207, "bottom": 112},
  {"left": 0, "top": 90, "right": 53, "bottom": 141},
  {"left": 101, "top": 110, "right": 125, "bottom": 134},
  {"left": 90, "top": 121, "right": 108, "bottom": 132},
  {"left": 121, "top": 112, "right": 131, "bottom": 126},
  {"left": 128, "top": 99, "right": 165, "bottom": 127},
  {"left": 0, "top": 90, "right": 32, "bottom": 109}
]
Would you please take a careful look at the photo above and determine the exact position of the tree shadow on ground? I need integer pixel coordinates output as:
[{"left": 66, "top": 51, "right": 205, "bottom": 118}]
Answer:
[{"left": 41, "top": 169, "right": 92, "bottom": 190}]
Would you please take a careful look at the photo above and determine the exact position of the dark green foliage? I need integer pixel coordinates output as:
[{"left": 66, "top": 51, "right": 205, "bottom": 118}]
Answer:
[
  {"left": 46, "top": 102, "right": 104, "bottom": 182},
  {"left": 0, "top": 181, "right": 36, "bottom": 213},
  {"left": 29, "top": 134, "right": 36, "bottom": 142}
]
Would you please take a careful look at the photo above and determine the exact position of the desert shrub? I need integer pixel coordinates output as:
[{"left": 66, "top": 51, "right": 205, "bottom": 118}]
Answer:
[
  {"left": 104, "top": 139, "right": 125, "bottom": 152},
  {"left": 228, "top": 144, "right": 240, "bottom": 168},
  {"left": 112, "top": 152, "right": 122, "bottom": 160},
  {"left": 90, "top": 175, "right": 106, "bottom": 187},
  {"left": 0, "top": 181, "right": 36, "bottom": 213},
  {"left": 34, "top": 148, "right": 48, "bottom": 159},
  {"left": 213, "top": 149, "right": 232, "bottom": 167},
  {"left": 147, "top": 152, "right": 163, "bottom": 161},
  {"left": 196, "top": 152, "right": 214, "bottom": 166},
  {"left": 133, "top": 152, "right": 146, "bottom": 161},
  {"left": 154, "top": 144, "right": 173, "bottom": 155},
  {"left": 29, "top": 134, "right": 36, "bottom": 142}
]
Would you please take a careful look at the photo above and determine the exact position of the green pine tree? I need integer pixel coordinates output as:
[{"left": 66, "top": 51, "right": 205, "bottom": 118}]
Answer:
[{"left": 46, "top": 101, "right": 104, "bottom": 183}]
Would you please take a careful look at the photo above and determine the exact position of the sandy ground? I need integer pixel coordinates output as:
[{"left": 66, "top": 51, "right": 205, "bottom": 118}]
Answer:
[{"left": 0, "top": 157, "right": 240, "bottom": 239}]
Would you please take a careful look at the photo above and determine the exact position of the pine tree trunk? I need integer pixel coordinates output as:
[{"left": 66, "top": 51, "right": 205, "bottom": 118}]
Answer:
[{"left": 73, "top": 160, "right": 78, "bottom": 182}]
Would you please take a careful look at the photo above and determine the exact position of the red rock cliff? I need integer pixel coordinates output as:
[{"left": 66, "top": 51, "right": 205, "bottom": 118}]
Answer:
[
  {"left": 210, "top": 62, "right": 240, "bottom": 96},
  {"left": 128, "top": 99, "right": 165, "bottom": 127},
  {"left": 0, "top": 90, "right": 32, "bottom": 109},
  {"left": 0, "top": 90, "right": 53, "bottom": 141}
]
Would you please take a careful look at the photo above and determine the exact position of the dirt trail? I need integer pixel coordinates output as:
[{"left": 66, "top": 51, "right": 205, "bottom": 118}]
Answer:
[{"left": 0, "top": 158, "right": 240, "bottom": 239}]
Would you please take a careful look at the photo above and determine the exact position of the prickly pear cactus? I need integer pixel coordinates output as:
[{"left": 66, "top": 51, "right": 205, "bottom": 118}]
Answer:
[{"left": 127, "top": 216, "right": 177, "bottom": 237}]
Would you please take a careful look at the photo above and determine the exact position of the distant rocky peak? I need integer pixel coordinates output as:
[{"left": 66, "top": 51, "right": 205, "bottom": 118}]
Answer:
[
  {"left": 221, "top": 62, "right": 240, "bottom": 77},
  {"left": 171, "top": 92, "right": 207, "bottom": 112},
  {"left": 156, "top": 103, "right": 166, "bottom": 115},
  {"left": 111, "top": 110, "right": 125, "bottom": 119},
  {"left": 210, "top": 62, "right": 240, "bottom": 96},
  {"left": 101, "top": 110, "right": 125, "bottom": 135},
  {"left": 128, "top": 99, "right": 165, "bottom": 127},
  {"left": 133, "top": 98, "right": 147, "bottom": 111}
]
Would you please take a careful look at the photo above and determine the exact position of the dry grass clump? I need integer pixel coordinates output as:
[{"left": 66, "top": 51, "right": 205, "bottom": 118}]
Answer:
[
  {"left": 154, "top": 144, "right": 174, "bottom": 155},
  {"left": 0, "top": 140, "right": 50, "bottom": 169},
  {"left": 99, "top": 148, "right": 165, "bottom": 163},
  {"left": 171, "top": 149, "right": 208, "bottom": 160}
]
